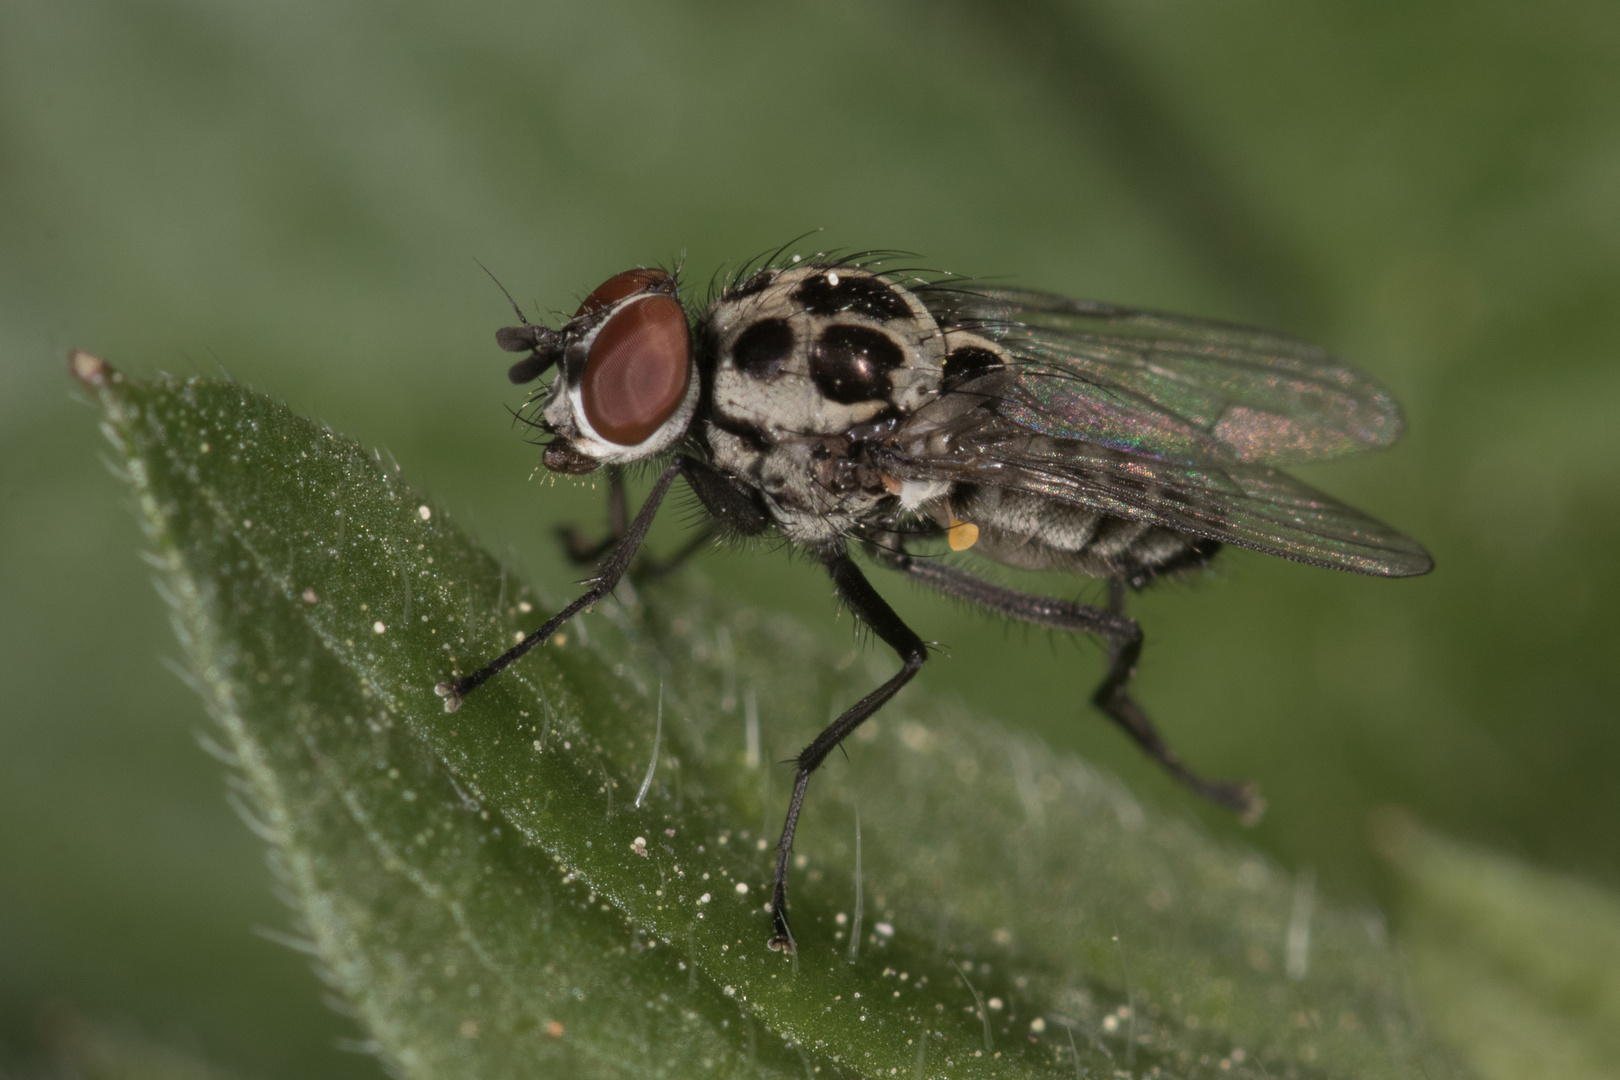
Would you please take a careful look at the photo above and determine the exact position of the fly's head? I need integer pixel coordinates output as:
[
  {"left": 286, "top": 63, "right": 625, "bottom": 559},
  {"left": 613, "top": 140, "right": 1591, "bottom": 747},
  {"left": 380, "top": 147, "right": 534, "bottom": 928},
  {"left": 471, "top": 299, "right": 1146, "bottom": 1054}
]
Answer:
[{"left": 500, "top": 268, "right": 699, "bottom": 474}]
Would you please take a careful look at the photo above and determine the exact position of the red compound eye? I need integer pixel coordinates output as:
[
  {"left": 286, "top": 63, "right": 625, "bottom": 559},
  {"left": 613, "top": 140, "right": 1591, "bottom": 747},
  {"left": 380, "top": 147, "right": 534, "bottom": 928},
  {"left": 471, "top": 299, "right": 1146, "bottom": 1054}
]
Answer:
[
  {"left": 575, "top": 268, "right": 672, "bottom": 317},
  {"left": 580, "top": 294, "right": 691, "bottom": 446}
]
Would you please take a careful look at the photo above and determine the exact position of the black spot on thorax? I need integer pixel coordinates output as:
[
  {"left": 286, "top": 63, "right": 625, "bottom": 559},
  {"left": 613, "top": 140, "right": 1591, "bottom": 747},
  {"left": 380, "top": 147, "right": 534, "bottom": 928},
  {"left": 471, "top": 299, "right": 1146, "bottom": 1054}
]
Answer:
[
  {"left": 811, "top": 325, "right": 904, "bottom": 404},
  {"left": 731, "top": 318, "right": 795, "bottom": 379},
  {"left": 793, "top": 272, "right": 912, "bottom": 321},
  {"left": 726, "top": 269, "right": 778, "bottom": 300},
  {"left": 943, "top": 345, "right": 1004, "bottom": 386}
]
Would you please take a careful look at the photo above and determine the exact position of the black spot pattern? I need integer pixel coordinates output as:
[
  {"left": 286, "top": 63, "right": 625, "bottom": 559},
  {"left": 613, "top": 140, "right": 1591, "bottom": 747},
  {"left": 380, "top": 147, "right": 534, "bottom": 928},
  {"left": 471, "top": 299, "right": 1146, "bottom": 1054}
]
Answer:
[
  {"left": 793, "top": 272, "right": 912, "bottom": 321},
  {"left": 727, "top": 269, "right": 777, "bottom": 300},
  {"left": 811, "top": 325, "right": 903, "bottom": 403},
  {"left": 708, "top": 411, "right": 770, "bottom": 451},
  {"left": 732, "top": 318, "right": 795, "bottom": 379},
  {"left": 943, "top": 345, "right": 1004, "bottom": 384}
]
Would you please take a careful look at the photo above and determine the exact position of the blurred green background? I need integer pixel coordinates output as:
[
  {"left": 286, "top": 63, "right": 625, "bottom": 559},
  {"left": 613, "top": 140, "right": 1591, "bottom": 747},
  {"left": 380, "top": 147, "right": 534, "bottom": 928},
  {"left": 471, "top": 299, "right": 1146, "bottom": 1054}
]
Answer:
[{"left": 2, "top": 1, "right": 1617, "bottom": 1076}]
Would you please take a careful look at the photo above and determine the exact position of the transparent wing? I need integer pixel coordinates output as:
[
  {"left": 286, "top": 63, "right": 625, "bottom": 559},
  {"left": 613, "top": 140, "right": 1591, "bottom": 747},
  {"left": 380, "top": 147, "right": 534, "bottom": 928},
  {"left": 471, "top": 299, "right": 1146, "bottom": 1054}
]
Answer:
[
  {"left": 887, "top": 408, "right": 1432, "bottom": 576},
  {"left": 919, "top": 285, "right": 1405, "bottom": 466}
]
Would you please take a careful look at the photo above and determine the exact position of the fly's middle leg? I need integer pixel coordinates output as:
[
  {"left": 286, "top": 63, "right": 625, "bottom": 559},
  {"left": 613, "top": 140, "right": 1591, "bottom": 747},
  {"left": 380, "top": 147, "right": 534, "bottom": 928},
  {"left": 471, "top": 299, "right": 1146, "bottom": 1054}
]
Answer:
[{"left": 767, "top": 552, "right": 928, "bottom": 953}]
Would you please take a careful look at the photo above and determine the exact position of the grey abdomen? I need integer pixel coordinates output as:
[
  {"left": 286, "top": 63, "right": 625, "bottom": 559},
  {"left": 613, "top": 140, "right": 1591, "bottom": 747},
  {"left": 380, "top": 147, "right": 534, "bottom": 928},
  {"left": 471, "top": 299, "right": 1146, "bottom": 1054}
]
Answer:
[{"left": 953, "top": 485, "right": 1207, "bottom": 581}]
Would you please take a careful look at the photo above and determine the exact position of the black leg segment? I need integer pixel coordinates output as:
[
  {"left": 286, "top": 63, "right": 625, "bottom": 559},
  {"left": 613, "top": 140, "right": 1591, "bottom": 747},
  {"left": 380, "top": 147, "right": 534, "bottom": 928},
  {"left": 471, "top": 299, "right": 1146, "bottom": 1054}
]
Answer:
[
  {"left": 1094, "top": 578, "right": 1261, "bottom": 821},
  {"left": 558, "top": 466, "right": 630, "bottom": 565},
  {"left": 634, "top": 525, "right": 717, "bottom": 580},
  {"left": 869, "top": 544, "right": 1262, "bottom": 823},
  {"left": 768, "top": 553, "right": 928, "bottom": 952},
  {"left": 560, "top": 463, "right": 724, "bottom": 578},
  {"left": 435, "top": 457, "right": 686, "bottom": 711}
]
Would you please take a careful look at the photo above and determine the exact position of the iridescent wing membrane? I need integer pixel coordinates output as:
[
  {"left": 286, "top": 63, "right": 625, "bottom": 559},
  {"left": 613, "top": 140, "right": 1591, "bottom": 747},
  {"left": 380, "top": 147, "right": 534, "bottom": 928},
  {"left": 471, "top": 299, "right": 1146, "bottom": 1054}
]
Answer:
[{"left": 894, "top": 286, "right": 1433, "bottom": 576}]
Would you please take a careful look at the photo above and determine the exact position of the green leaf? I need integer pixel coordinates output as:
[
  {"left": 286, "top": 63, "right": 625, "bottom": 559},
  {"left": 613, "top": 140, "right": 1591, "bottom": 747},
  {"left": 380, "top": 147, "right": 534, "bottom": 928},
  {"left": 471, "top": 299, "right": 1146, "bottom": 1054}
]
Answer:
[
  {"left": 1378, "top": 815, "right": 1620, "bottom": 1080},
  {"left": 80, "top": 351, "right": 1463, "bottom": 1079}
]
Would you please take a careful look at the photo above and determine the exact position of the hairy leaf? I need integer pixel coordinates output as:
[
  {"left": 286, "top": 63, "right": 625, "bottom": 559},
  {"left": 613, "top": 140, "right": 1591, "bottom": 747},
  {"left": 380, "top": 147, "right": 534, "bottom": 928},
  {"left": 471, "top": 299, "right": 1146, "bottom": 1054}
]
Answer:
[{"left": 80, "top": 352, "right": 1462, "bottom": 1079}]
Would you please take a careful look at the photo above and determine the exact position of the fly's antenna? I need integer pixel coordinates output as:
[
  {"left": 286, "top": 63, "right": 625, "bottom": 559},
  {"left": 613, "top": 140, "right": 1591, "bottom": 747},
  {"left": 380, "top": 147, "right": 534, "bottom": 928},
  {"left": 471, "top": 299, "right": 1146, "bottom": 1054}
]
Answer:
[{"left": 474, "top": 257, "right": 530, "bottom": 325}]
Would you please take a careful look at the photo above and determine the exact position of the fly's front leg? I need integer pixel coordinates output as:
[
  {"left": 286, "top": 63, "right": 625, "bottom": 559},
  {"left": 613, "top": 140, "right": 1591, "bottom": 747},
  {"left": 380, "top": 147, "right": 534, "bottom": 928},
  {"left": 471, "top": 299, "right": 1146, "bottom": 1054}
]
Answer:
[
  {"left": 560, "top": 466, "right": 717, "bottom": 578},
  {"left": 767, "top": 553, "right": 929, "bottom": 953},
  {"left": 558, "top": 465, "right": 629, "bottom": 565},
  {"left": 869, "top": 544, "right": 1262, "bottom": 823},
  {"left": 436, "top": 458, "right": 686, "bottom": 710}
]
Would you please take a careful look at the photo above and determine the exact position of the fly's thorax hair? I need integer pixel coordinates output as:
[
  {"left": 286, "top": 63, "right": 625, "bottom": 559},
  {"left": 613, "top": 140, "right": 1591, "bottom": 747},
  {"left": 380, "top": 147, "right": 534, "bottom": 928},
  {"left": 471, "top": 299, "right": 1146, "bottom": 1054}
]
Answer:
[{"left": 535, "top": 271, "right": 701, "bottom": 469}]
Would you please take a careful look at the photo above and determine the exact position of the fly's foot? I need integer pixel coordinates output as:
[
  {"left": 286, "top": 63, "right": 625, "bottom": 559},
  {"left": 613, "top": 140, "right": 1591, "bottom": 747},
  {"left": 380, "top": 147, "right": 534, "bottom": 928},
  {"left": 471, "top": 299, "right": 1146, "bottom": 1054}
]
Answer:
[
  {"left": 434, "top": 681, "right": 465, "bottom": 713},
  {"left": 1191, "top": 776, "right": 1265, "bottom": 824},
  {"left": 766, "top": 878, "right": 797, "bottom": 953},
  {"left": 767, "top": 913, "right": 797, "bottom": 954},
  {"left": 1233, "top": 784, "right": 1266, "bottom": 827}
]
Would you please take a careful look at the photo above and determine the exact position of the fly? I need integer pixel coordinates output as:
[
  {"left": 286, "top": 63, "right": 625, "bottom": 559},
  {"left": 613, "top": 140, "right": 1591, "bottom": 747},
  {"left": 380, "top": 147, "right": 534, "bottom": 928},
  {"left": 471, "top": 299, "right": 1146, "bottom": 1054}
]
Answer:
[{"left": 435, "top": 250, "right": 1433, "bottom": 953}]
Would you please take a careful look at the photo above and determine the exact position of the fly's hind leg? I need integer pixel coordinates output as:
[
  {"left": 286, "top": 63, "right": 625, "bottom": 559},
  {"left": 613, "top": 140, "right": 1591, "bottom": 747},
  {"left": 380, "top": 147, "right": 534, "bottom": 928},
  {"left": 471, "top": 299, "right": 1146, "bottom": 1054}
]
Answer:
[
  {"left": 1094, "top": 578, "right": 1263, "bottom": 821},
  {"left": 868, "top": 544, "right": 1263, "bottom": 823}
]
